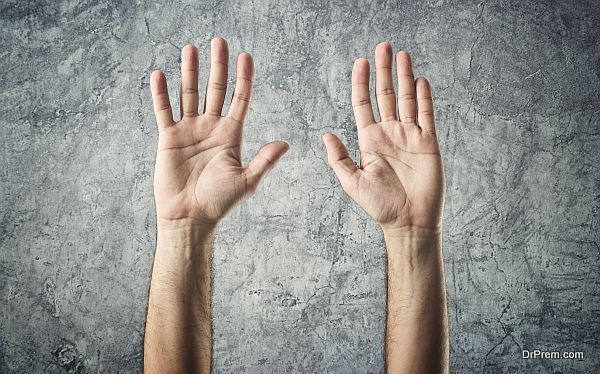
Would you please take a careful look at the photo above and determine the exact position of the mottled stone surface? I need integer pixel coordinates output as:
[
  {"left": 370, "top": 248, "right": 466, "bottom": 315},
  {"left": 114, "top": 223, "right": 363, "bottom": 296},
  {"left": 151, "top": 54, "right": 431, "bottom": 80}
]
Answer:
[{"left": 1, "top": 0, "right": 599, "bottom": 373}]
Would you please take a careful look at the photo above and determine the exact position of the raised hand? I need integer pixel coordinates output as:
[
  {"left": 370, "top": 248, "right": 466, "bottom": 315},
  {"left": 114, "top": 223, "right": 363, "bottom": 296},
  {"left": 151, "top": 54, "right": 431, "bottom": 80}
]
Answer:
[
  {"left": 150, "top": 38, "right": 289, "bottom": 229},
  {"left": 323, "top": 42, "right": 444, "bottom": 232}
]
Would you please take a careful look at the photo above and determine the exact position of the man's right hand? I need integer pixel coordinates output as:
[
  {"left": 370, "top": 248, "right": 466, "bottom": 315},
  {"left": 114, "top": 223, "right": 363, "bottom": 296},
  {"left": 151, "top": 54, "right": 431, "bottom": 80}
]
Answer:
[{"left": 151, "top": 37, "right": 289, "bottom": 231}]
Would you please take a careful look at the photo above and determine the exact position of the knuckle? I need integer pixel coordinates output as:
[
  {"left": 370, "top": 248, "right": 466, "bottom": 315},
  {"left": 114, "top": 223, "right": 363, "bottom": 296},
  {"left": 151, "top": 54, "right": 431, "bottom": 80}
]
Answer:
[
  {"left": 380, "top": 114, "right": 397, "bottom": 121},
  {"left": 376, "top": 87, "right": 395, "bottom": 96},
  {"left": 421, "top": 128, "right": 437, "bottom": 136},
  {"left": 207, "top": 81, "right": 227, "bottom": 91},
  {"left": 398, "top": 93, "right": 416, "bottom": 100},
  {"left": 204, "top": 109, "right": 222, "bottom": 116},
  {"left": 234, "top": 92, "right": 252, "bottom": 102},
  {"left": 352, "top": 98, "right": 371, "bottom": 107},
  {"left": 402, "top": 116, "right": 417, "bottom": 124},
  {"left": 226, "top": 115, "right": 243, "bottom": 125},
  {"left": 259, "top": 152, "right": 275, "bottom": 166}
]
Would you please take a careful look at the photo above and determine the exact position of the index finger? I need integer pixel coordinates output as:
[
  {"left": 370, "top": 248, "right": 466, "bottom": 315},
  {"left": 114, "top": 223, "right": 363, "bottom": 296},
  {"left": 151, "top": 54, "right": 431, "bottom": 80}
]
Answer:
[{"left": 227, "top": 53, "right": 254, "bottom": 125}]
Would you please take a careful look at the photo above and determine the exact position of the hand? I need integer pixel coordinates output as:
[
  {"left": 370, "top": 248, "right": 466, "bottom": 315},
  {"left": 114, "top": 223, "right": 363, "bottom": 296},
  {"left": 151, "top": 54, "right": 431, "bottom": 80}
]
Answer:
[
  {"left": 323, "top": 42, "right": 444, "bottom": 232},
  {"left": 150, "top": 38, "right": 289, "bottom": 229}
]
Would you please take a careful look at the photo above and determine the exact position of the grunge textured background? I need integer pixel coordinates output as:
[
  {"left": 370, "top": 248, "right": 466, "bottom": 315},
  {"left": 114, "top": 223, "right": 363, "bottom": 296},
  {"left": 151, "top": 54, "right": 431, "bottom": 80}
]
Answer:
[{"left": 1, "top": 0, "right": 599, "bottom": 372}]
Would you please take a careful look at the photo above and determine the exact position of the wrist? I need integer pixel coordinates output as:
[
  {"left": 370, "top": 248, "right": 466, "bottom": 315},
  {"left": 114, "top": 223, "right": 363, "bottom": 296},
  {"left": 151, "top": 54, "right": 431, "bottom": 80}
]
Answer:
[
  {"left": 382, "top": 224, "right": 442, "bottom": 260},
  {"left": 156, "top": 216, "right": 218, "bottom": 232},
  {"left": 152, "top": 222, "right": 215, "bottom": 289},
  {"left": 381, "top": 224, "right": 441, "bottom": 239}
]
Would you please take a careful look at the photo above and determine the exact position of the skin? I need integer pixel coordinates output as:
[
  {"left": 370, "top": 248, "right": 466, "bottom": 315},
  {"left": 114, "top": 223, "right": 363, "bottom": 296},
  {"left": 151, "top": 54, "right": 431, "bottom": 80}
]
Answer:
[
  {"left": 322, "top": 42, "right": 449, "bottom": 373},
  {"left": 144, "top": 37, "right": 288, "bottom": 373},
  {"left": 144, "top": 37, "right": 448, "bottom": 373}
]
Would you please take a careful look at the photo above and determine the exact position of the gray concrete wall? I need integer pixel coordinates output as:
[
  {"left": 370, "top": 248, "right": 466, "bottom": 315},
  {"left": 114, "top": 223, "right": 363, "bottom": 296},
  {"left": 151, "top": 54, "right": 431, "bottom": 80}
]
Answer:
[{"left": 1, "top": 0, "right": 598, "bottom": 372}]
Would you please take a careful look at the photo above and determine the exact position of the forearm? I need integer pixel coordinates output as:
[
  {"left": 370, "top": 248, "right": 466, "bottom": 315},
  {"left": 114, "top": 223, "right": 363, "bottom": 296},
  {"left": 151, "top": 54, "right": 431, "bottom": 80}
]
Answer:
[
  {"left": 144, "top": 224, "right": 215, "bottom": 374},
  {"left": 383, "top": 226, "right": 449, "bottom": 374}
]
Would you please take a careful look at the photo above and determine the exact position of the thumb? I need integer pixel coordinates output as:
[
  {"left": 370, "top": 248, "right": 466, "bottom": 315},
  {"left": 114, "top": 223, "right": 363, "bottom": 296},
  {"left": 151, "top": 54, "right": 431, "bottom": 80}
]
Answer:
[
  {"left": 245, "top": 141, "right": 289, "bottom": 192},
  {"left": 322, "top": 133, "right": 360, "bottom": 195}
]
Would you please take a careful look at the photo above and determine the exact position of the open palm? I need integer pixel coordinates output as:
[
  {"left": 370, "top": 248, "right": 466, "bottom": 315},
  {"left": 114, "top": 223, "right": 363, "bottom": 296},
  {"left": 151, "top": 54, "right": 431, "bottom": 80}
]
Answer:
[
  {"left": 150, "top": 38, "right": 288, "bottom": 228},
  {"left": 324, "top": 43, "right": 444, "bottom": 230}
]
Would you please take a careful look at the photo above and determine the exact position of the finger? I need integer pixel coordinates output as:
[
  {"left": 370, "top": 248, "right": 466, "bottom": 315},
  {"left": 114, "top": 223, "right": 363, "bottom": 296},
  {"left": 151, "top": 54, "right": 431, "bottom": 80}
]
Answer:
[
  {"left": 179, "top": 83, "right": 183, "bottom": 119},
  {"left": 416, "top": 77, "right": 436, "bottom": 134},
  {"left": 245, "top": 141, "right": 289, "bottom": 191},
  {"left": 396, "top": 51, "right": 417, "bottom": 125},
  {"left": 322, "top": 133, "right": 360, "bottom": 196},
  {"left": 150, "top": 70, "right": 174, "bottom": 128},
  {"left": 204, "top": 37, "right": 229, "bottom": 116},
  {"left": 375, "top": 42, "right": 397, "bottom": 122},
  {"left": 227, "top": 53, "right": 253, "bottom": 124},
  {"left": 352, "top": 58, "right": 375, "bottom": 129},
  {"left": 180, "top": 44, "right": 199, "bottom": 118}
]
